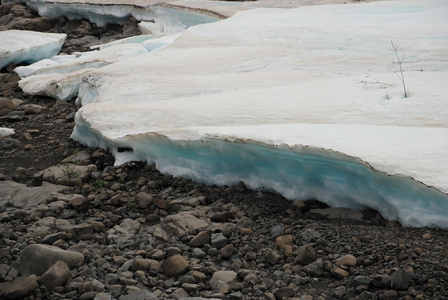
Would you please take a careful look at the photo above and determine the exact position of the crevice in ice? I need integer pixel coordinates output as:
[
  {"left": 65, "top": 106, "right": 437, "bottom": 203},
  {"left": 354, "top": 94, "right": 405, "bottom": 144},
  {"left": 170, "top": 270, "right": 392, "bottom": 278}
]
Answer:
[{"left": 71, "top": 120, "right": 448, "bottom": 229}]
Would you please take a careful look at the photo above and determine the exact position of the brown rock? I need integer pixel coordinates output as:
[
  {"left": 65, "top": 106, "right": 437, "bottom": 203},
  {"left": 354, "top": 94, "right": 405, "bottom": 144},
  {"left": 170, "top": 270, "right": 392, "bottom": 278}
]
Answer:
[
  {"left": 331, "top": 267, "right": 349, "bottom": 279},
  {"left": 189, "top": 231, "right": 211, "bottom": 247},
  {"left": 162, "top": 254, "right": 189, "bottom": 278},
  {"left": 91, "top": 221, "right": 105, "bottom": 233},
  {"left": 240, "top": 228, "right": 253, "bottom": 236},
  {"left": 0, "top": 275, "right": 39, "bottom": 299},
  {"left": 382, "top": 290, "right": 399, "bottom": 300},
  {"left": 78, "top": 282, "right": 95, "bottom": 294},
  {"left": 220, "top": 244, "right": 235, "bottom": 259},
  {"left": 372, "top": 274, "right": 391, "bottom": 288},
  {"left": 38, "top": 261, "right": 71, "bottom": 290},
  {"left": 336, "top": 254, "right": 357, "bottom": 268},
  {"left": 153, "top": 197, "right": 169, "bottom": 210},
  {"left": 131, "top": 259, "right": 160, "bottom": 274},
  {"left": 275, "top": 235, "right": 294, "bottom": 249},
  {"left": 69, "top": 196, "right": 90, "bottom": 211},
  {"left": 135, "top": 192, "right": 153, "bottom": 209},
  {"left": 210, "top": 211, "right": 234, "bottom": 222}
]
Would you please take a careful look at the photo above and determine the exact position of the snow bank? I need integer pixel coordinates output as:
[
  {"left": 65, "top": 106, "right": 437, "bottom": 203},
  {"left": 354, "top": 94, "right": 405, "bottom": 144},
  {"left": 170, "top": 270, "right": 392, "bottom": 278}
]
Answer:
[
  {"left": 0, "top": 30, "right": 66, "bottom": 69},
  {"left": 71, "top": 0, "right": 448, "bottom": 228}
]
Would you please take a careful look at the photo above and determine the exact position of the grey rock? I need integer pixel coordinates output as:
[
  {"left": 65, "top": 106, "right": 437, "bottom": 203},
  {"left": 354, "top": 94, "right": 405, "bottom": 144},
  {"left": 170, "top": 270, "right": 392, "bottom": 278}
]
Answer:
[
  {"left": 209, "top": 270, "right": 237, "bottom": 290},
  {"left": 120, "top": 289, "right": 157, "bottom": 300},
  {"left": 270, "top": 225, "right": 285, "bottom": 238},
  {"left": 19, "top": 244, "right": 84, "bottom": 276},
  {"left": 353, "top": 276, "right": 372, "bottom": 286},
  {"left": 298, "top": 229, "right": 321, "bottom": 244},
  {"left": 162, "top": 254, "right": 189, "bottom": 278},
  {"left": 162, "top": 212, "right": 209, "bottom": 237},
  {"left": 296, "top": 244, "right": 317, "bottom": 265},
  {"left": 211, "top": 233, "right": 228, "bottom": 248},
  {"left": 303, "top": 259, "right": 324, "bottom": 277},
  {"left": 0, "top": 181, "right": 64, "bottom": 211},
  {"left": 391, "top": 269, "right": 412, "bottom": 290}
]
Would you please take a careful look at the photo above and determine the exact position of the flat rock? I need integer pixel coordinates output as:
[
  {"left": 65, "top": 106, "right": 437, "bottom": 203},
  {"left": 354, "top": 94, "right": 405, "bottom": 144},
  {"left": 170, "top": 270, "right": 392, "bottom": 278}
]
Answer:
[
  {"left": 209, "top": 271, "right": 237, "bottom": 290},
  {"left": 0, "top": 275, "right": 39, "bottom": 300},
  {"left": 0, "top": 181, "right": 64, "bottom": 211},
  {"left": 19, "top": 244, "right": 84, "bottom": 276},
  {"left": 162, "top": 212, "right": 209, "bottom": 237}
]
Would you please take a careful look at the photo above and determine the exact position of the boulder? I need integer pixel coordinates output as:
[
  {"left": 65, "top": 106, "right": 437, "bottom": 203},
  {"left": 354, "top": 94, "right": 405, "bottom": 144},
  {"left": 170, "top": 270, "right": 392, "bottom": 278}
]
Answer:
[
  {"left": 19, "top": 244, "right": 84, "bottom": 276},
  {"left": 0, "top": 275, "right": 39, "bottom": 300},
  {"left": 162, "top": 254, "right": 189, "bottom": 278},
  {"left": 38, "top": 260, "right": 71, "bottom": 290},
  {"left": 162, "top": 212, "right": 209, "bottom": 237}
]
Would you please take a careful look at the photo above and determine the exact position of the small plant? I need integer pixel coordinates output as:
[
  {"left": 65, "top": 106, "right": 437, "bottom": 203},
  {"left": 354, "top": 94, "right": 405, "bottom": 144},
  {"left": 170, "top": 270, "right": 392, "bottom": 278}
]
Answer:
[
  {"left": 127, "top": 196, "right": 136, "bottom": 209},
  {"left": 94, "top": 179, "right": 104, "bottom": 189},
  {"left": 391, "top": 41, "right": 409, "bottom": 98},
  {"left": 63, "top": 162, "right": 80, "bottom": 178},
  {"left": 384, "top": 90, "right": 391, "bottom": 100}
]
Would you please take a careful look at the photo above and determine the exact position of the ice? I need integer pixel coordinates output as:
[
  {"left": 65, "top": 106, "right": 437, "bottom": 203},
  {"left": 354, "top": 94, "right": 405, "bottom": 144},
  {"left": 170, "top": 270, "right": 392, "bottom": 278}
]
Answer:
[
  {"left": 69, "top": 0, "right": 448, "bottom": 228},
  {"left": 17, "top": 44, "right": 148, "bottom": 101},
  {"left": 0, "top": 30, "right": 66, "bottom": 69}
]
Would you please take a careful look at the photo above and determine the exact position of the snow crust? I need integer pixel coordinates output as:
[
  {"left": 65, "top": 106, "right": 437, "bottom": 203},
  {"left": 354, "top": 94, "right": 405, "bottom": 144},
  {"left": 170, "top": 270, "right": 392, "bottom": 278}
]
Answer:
[
  {"left": 68, "top": 0, "right": 448, "bottom": 228},
  {"left": 0, "top": 30, "right": 66, "bottom": 69},
  {"left": 8, "top": 0, "right": 447, "bottom": 227}
]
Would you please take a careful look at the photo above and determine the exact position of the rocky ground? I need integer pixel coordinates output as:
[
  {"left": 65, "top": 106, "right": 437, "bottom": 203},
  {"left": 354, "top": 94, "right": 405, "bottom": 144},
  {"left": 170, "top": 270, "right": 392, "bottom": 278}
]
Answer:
[{"left": 1, "top": 1, "right": 448, "bottom": 300}]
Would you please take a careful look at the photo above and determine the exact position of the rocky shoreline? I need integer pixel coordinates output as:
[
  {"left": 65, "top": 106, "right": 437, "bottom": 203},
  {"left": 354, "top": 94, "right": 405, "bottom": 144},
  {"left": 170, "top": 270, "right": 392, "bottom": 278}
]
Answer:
[{"left": 1, "top": 1, "right": 448, "bottom": 300}]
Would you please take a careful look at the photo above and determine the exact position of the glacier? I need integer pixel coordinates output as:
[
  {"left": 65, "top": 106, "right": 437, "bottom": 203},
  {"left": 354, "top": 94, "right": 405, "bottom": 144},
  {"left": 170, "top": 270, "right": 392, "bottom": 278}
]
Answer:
[
  {"left": 11, "top": 0, "right": 448, "bottom": 228},
  {"left": 0, "top": 30, "right": 66, "bottom": 69}
]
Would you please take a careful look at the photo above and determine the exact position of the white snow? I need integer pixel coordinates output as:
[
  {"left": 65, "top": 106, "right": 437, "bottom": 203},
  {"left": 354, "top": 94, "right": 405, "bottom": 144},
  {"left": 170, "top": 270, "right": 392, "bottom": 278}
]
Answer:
[
  {"left": 0, "top": 128, "right": 15, "bottom": 139},
  {"left": 17, "top": 43, "right": 148, "bottom": 101},
  {"left": 11, "top": 0, "right": 448, "bottom": 228},
  {"left": 0, "top": 30, "right": 66, "bottom": 69}
]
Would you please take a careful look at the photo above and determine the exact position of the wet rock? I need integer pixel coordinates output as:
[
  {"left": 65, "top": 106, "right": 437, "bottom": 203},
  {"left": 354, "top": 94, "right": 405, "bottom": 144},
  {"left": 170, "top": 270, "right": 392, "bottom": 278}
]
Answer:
[
  {"left": 162, "top": 254, "right": 189, "bottom": 278},
  {"left": 38, "top": 260, "right": 71, "bottom": 290},
  {"left": 19, "top": 244, "right": 84, "bottom": 276}
]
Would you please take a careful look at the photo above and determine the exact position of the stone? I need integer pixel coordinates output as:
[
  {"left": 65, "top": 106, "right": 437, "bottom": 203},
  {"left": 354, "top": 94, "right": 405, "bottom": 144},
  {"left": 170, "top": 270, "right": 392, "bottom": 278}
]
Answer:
[
  {"left": 70, "top": 223, "right": 94, "bottom": 240},
  {"left": 211, "top": 233, "right": 228, "bottom": 248},
  {"left": 276, "top": 235, "right": 294, "bottom": 249},
  {"left": 274, "top": 287, "right": 295, "bottom": 300},
  {"left": 336, "top": 254, "right": 357, "bottom": 268},
  {"left": 0, "top": 275, "right": 39, "bottom": 299},
  {"left": 69, "top": 195, "right": 90, "bottom": 211},
  {"left": 210, "top": 211, "right": 234, "bottom": 222},
  {"left": 240, "top": 228, "right": 253, "bottom": 236},
  {"left": 353, "top": 276, "right": 372, "bottom": 286},
  {"left": 382, "top": 290, "right": 399, "bottom": 300},
  {"left": 131, "top": 259, "right": 160, "bottom": 274},
  {"left": 12, "top": 167, "right": 28, "bottom": 183},
  {"left": 19, "top": 244, "right": 84, "bottom": 276},
  {"left": 303, "top": 259, "right": 324, "bottom": 277},
  {"left": 135, "top": 192, "right": 153, "bottom": 208},
  {"left": 162, "top": 254, "right": 189, "bottom": 278},
  {"left": 153, "top": 197, "right": 170, "bottom": 210},
  {"left": 209, "top": 271, "right": 237, "bottom": 290},
  {"left": 91, "top": 221, "right": 105, "bottom": 233},
  {"left": 331, "top": 267, "right": 349, "bottom": 279},
  {"left": 332, "top": 286, "right": 347, "bottom": 299},
  {"left": 189, "top": 231, "right": 211, "bottom": 247},
  {"left": 265, "top": 250, "right": 281, "bottom": 265},
  {"left": 120, "top": 289, "right": 158, "bottom": 300},
  {"left": 372, "top": 274, "right": 391, "bottom": 288},
  {"left": 162, "top": 212, "right": 209, "bottom": 237},
  {"left": 78, "top": 282, "right": 95, "bottom": 294},
  {"left": 220, "top": 244, "right": 235, "bottom": 259},
  {"left": 390, "top": 269, "right": 412, "bottom": 290},
  {"left": 298, "top": 229, "right": 321, "bottom": 244},
  {"left": 296, "top": 244, "right": 317, "bottom": 265},
  {"left": 38, "top": 260, "right": 71, "bottom": 290},
  {"left": 270, "top": 225, "right": 285, "bottom": 238}
]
